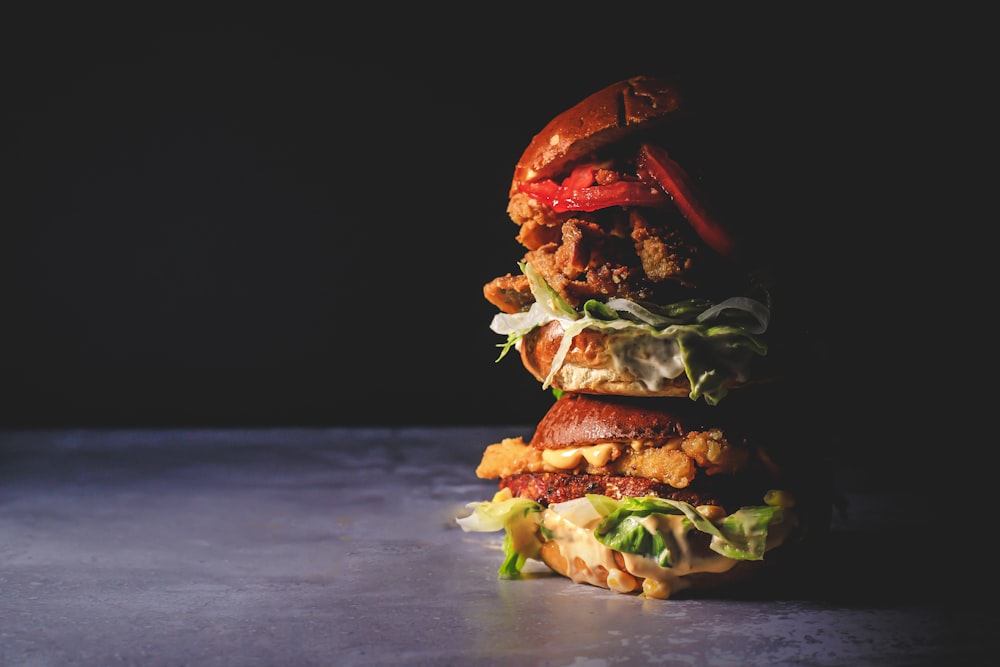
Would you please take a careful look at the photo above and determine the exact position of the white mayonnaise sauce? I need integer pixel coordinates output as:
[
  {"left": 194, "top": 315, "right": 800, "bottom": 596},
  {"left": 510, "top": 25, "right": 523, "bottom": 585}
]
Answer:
[{"left": 608, "top": 335, "right": 686, "bottom": 391}]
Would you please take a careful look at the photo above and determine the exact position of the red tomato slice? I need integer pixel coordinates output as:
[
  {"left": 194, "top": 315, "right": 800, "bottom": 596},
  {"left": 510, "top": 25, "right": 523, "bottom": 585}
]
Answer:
[
  {"left": 517, "top": 149, "right": 738, "bottom": 259},
  {"left": 561, "top": 164, "right": 596, "bottom": 189},
  {"left": 518, "top": 179, "right": 669, "bottom": 213},
  {"left": 637, "top": 144, "right": 738, "bottom": 258}
]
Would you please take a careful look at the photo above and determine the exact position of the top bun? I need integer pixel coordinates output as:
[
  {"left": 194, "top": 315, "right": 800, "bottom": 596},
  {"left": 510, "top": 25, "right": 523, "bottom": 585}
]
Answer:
[{"left": 510, "top": 75, "right": 682, "bottom": 194}]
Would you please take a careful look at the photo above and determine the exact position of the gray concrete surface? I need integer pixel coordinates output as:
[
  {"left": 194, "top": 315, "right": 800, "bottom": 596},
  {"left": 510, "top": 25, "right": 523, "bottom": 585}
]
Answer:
[{"left": 0, "top": 428, "right": 989, "bottom": 665}]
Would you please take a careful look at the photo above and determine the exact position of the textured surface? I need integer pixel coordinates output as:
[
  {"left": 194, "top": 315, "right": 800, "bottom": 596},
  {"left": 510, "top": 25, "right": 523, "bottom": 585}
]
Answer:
[{"left": 0, "top": 428, "right": 990, "bottom": 665}]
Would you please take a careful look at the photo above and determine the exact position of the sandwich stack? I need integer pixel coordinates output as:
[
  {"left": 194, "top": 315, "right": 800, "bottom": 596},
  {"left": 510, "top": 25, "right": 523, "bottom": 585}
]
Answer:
[{"left": 458, "top": 75, "right": 831, "bottom": 600}]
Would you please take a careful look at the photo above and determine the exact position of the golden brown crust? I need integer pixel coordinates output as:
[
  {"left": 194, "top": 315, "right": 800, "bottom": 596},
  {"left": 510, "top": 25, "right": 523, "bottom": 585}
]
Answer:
[
  {"left": 520, "top": 321, "right": 605, "bottom": 381},
  {"left": 476, "top": 438, "right": 699, "bottom": 489},
  {"left": 482, "top": 273, "right": 533, "bottom": 315},
  {"left": 539, "top": 541, "right": 573, "bottom": 581},
  {"left": 530, "top": 393, "right": 691, "bottom": 449},
  {"left": 510, "top": 76, "right": 682, "bottom": 195}
]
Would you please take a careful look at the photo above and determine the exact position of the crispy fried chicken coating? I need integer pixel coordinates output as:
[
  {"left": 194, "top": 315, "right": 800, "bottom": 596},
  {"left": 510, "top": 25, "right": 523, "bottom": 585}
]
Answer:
[
  {"left": 486, "top": 192, "right": 717, "bottom": 314},
  {"left": 474, "top": 429, "right": 749, "bottom": 490}
]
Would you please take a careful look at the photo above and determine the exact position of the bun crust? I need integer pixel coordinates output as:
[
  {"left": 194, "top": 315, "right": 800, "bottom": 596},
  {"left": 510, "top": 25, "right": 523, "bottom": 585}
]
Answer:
[
  {"left": 537, "top": 520, "right": 774, "bottom": 599},
  {"left": 519, "top": 321, "right": 697, "bottom": 398},
  {"left": 539, "top": 540, "right": 575, "bottom": 581},
  {"left": 530, "top": 392, "right": 696, "bottom": 450},
  {"left": 510, "top": 75, "right": 682, "bottom": 194}
]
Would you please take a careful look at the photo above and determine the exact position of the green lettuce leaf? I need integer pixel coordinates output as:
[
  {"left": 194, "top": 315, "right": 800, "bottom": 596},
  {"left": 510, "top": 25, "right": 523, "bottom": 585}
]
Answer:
[
  {"left": 457, "top": 491, "right": 544, "bottom": 577},
  {"left": 588, "top": 495, "right": 784, "bottom": 562}
]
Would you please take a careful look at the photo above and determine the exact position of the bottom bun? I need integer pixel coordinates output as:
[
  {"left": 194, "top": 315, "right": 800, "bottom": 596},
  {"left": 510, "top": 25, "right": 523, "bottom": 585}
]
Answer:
[
  {"left": 538, "top": 532, "right": 785, "bottom": 600},
  {"left": 534, "top": 501, "right": 785, "bottom": 600}
]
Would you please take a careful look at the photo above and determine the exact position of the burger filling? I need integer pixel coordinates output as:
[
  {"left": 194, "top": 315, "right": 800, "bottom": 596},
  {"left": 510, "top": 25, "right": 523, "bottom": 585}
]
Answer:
[
  {"left": 475, "top": 429, "right": 749, "bottom": 489},
  {"left": 497, "top": 149, "right": 740, "bottom": 314},
  {"left": 487, "top": 262, "right": 769, "bottom": 406},
  {"left": 460, "top": 415, "right": 801, "bottom": 599}
]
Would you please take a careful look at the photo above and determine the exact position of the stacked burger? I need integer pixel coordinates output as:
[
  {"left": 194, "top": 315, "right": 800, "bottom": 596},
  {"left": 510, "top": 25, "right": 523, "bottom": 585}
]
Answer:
[{"left": 457, "top": 76, "right": 831, "bottom": 599}]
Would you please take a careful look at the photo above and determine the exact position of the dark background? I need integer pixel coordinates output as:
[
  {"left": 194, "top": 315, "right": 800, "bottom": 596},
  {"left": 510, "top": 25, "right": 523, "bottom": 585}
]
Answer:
[{"left": 1, "top": 7, "right": 951, "bottom": 476}]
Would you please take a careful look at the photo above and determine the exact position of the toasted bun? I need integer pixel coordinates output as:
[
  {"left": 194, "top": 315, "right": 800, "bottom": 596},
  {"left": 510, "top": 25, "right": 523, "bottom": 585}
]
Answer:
[
  {"left": 519, "top": 321, "right": 693, "bottom": 398},
  {"left": 510, "top": 75, "right": 682, "bottom": 195},
  {"left": 530, "top": 392, "right": 693, "bottom": 449},
  {"left": 520, "top": 320, "right": 752, "bottom": 399}
]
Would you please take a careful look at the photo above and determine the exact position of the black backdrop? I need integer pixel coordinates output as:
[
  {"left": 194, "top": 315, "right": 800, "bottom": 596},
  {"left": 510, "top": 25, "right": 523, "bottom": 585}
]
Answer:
[{"left": 2, "top": 6, "right": 933, "bottom": 459}]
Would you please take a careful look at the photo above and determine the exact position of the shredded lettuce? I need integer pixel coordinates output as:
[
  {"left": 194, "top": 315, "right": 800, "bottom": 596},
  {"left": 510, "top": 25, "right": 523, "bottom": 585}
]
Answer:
[{"left": 489, "top": 262, "right": 771, "bottom": 405}]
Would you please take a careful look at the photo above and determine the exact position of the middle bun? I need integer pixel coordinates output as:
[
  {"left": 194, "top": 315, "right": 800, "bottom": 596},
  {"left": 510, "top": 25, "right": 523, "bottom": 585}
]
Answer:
[
  {"left": 520, "top": 321, "right": 695, "bottom": 398},
  {"left": 529, "top": 392, "right": 690, "bottom": 449},
  {"left": 519, "top": 319, "right": 760, "bottom": 400}
]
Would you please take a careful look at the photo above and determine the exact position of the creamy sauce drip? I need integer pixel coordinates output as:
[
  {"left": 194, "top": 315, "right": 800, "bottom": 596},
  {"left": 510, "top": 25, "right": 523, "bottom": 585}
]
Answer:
[
  {"left": 541, "top": 507, "right": 760, "bottom": 600},
  {"left": 541, "top": 443, "right": 618, "bottom": 469}
]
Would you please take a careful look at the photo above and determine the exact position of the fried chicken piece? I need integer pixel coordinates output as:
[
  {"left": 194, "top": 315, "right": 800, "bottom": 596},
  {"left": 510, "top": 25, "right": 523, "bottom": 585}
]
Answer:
[
  {"left": 681, "top": 429, "right": 750, "bottom": 476},
  {"left": 501, "top": 199, "right": 720, "bottom": 310},
  {"left": 523, "top": 219, "right": 652, "bottom": 307},
  {"left": 494, "top": 183, "right": 742, "bottom": 313},
  {"left": 508, "top": 192, "right": 565, "bottom": 250},
  {"left": 483, "top": 273, "right": 533, "bottom": 314},
  {"left": 630, "top": 209, "right": 698, "bottom": 283},
  {"left": 474, "top": 433, "right": 749, "bottom": 489}
]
